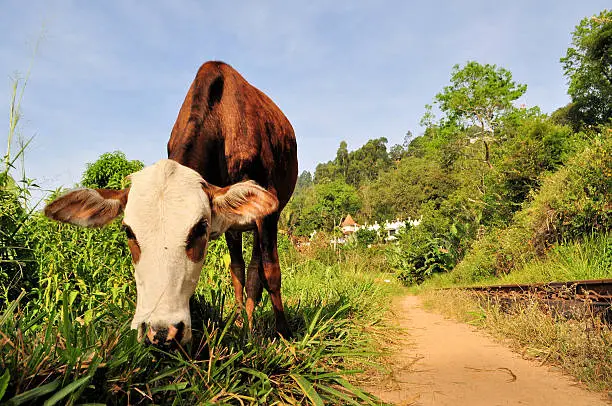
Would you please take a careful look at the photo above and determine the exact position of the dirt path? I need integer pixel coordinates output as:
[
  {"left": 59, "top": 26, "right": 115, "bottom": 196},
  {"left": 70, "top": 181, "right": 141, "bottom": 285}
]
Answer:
[{"left": 369, "top": 295, "right": 610, "bottom": 406}]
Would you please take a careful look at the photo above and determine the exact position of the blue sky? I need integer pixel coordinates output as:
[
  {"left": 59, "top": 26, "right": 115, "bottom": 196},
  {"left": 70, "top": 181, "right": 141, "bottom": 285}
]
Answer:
[{"left": 1, "top": 0, "right": 609, "bottom": 196}]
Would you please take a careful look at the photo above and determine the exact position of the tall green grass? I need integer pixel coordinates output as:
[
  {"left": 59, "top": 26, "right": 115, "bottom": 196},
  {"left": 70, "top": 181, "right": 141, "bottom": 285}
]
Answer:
[
  {"left": 421, "top": 233, "right": 612, "bottom": 289},
  {"left": 1, "top": 233, "right": 399, "bottom": 404}
]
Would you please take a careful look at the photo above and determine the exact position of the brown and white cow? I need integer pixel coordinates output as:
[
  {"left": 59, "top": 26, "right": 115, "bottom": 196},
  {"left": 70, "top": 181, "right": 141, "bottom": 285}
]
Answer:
[{"left": 44, "top": 61, "right": 298, "bottom": 347}]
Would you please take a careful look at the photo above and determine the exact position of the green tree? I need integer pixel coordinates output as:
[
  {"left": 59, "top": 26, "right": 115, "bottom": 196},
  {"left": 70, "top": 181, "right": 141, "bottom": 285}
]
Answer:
[
  {"left": 82, "top": 151, "right": 144, "bottom": 189},
  {"left": 314, "top": 138, "right": 391, "bottom": 187},
  {"left": 294, "top": 180, "right": 361, "bottom": 234},
  {"left": 433, "top": 61, "right": 527, "bottom": 168},
  {"left": 561, "top": 10, "right": 612, "bottom": 126},
  {"left": 296, "top": 170, "right": 313, "bottom": 190},
  {"left": 313, "top": 162, "right": 338, "bottom": 184},
  {"left": 313, "top": 180, "right": 361, "bottom": 231},
  {"left": 345, "top": 137, "right": 391, "bottom": 187},
  {"left": 335, "top": 141, "right": 349, "bottom": 180}
]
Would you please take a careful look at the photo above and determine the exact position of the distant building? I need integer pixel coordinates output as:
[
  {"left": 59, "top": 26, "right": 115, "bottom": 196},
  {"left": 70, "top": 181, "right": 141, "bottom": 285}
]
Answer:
[
  {"left": 333, "top": 215, "right": 422, "bottom": 245},
  {"left": 340, "top": 214, "right": 359, "bottom": 235},
  {"left": 384, "top": 219, "right": 406, "bottom": 241}
]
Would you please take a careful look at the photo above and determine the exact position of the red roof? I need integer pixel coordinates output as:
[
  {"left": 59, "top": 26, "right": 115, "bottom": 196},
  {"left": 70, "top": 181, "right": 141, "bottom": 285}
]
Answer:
[{"left": 341, "top": 214, "right": 357, "bottom": 227}]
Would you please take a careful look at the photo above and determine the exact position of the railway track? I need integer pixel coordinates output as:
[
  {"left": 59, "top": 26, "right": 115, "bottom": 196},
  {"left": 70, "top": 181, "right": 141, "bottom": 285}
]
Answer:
[{"left": 461, "top": 279, "right": 612, "bottom": 323}]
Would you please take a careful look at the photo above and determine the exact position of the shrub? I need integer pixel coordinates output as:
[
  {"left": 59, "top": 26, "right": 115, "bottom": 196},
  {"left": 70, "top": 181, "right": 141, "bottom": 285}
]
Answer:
[
  {"left": 452, "top": 130, "right": 611, "bottom": 282},
  {"left": 81, "top": 151, "right": 144, "bottom": 189},
  {"left": 354, "top": 227, "right": 379, "bottom": 247},
  {"left": 386, "top": 223, "right": 453, "bottom": 285}
]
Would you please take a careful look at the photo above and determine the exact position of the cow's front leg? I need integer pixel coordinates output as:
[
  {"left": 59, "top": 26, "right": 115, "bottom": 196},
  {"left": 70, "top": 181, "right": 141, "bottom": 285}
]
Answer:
[
  {"left": 225, "top": 231, "right": 245, "bottom": 311},
  {"left": 245, "top": 231, "right": 263, "bottom": 328},
  {"left": 257, "top": 214, "right": 291, "bottom": 338}
]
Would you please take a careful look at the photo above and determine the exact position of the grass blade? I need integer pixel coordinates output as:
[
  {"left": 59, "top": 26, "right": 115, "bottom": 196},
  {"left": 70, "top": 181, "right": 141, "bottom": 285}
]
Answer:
[
  {"left": 290, "top": 373, "right": 324, "bottom": 406},
  {"left": 43, "top": 375, "right": 92, "bottom": 406},
  {"left": 5, "top": 380, "right": 60, "bottom": 406},
  {"left": 0, "top": 370, "right": 10, "bottom": 401}
]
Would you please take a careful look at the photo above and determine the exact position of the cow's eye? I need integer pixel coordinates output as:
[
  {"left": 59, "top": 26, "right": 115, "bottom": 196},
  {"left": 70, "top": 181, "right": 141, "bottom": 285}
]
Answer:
[
  {"left": 122, "top": 224, "right": 141, "bottom": 264},
  {"left": 123, "top": 224, "right": 136, "bottom": 240},
  {"left": 186, "top": 219, "right": 208, "bottom": 262},
  {"left": 188, "top": 219, "right": 208, "bottom": 242}
]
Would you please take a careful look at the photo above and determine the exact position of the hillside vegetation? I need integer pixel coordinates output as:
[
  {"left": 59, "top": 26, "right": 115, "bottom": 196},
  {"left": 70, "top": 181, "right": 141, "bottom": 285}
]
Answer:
[{"left": 283, "top": 10, "right": 611, "bottom": 286}]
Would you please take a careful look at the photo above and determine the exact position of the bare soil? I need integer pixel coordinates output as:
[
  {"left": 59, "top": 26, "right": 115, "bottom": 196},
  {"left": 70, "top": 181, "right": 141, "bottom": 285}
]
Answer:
[{"left": 368, "top": 295, "right": 610, "bottom": 405}]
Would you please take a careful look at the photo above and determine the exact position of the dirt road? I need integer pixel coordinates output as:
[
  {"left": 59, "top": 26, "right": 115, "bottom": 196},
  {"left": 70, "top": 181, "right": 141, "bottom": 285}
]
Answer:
[{"left": 369, "top": 295, "right": 610, "bottom": 406}]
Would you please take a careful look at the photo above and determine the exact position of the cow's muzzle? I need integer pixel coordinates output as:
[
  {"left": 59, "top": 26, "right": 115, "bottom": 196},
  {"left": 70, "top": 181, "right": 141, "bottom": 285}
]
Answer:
[{"left": 138, "top": 321, "right": 189, "bottom": 349}]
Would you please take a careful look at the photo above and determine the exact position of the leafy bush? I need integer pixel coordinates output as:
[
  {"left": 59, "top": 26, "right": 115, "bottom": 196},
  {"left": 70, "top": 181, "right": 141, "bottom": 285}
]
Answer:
[
  {"left": 483, "top": 118, "right": 579, "bottom": 225},
  {"left": 354, "top": 227, "right": 379, "bottom": 248},
  {"left": 452, "top": 130, "right": 612, "bottom": 282},
  {"left": 386, "top": 223, "right": 453, "bottom": 285},
  {"left": 0, "top": 179, "right": 37, "bottom": 301},
  {"left": 81, "top": 151, "right": 144, "bottom": 189}
]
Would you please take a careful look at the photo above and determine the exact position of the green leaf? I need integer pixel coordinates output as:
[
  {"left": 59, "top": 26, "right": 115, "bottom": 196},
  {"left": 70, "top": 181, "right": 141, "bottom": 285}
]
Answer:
[
  {"left": 0, "top": 369, "right": 10, "bottom": 401},
  {"left": 290, "top": 373, "right": 324, "bottom": 406},
  {"left": 43, "top": 375, "right": 92, "bottom": 406},
  {"left": 150, "top": 382, "right": 189, "bottom": 394},
  {"left": 5, "top": 380, "right": 60, "bottom": 406}
]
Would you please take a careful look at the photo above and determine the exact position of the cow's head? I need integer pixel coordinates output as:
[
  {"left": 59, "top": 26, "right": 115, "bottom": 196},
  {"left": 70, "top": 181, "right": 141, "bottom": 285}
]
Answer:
[{"left": 44, "top": 159, "right": 277, "bottom": 347}]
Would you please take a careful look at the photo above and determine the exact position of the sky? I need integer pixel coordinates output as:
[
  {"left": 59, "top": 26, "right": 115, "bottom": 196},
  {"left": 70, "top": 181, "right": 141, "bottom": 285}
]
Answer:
[{"left": 0, "top": 0, "right": 609, "bottom": 197}]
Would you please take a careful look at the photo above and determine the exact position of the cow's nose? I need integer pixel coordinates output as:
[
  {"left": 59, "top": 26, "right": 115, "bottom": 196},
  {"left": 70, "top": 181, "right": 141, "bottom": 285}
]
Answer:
[{"left": 143, "top": 322, "right": 185, "bottom": 349}]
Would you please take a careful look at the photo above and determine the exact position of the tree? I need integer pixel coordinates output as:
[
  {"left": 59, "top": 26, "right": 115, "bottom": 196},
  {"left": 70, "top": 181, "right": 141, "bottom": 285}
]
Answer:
[
  {"left": 290, "top": 180, "right": 361, "bottom": 235},
  {"left": 312, "top": 180, "right": 361, "bottom": 231},
  {"left": 345, "top": 137, "right": 391, "bottom": 187},
  {"left": 388, "top": 144, "right": 405, "bottom": 162},
  {"left": 313, "top": 161, "right": 338, "bottom": 184},
  {"left": 296, "top": 170, "right": 313, "bottom": 190},
  {"left": 314, "top": 138, "right": 392, "bottom": 187},
  {"left": 561, "top": 10, "right": 612, "bottom": 126},
  {"left": 82, "top": 151, "right": 144, "bottom": 189},
  {"left": 433, "top": 61, "right": 527, "bottom": 168},
  {"left": 335, "top": 141, "right": 349, "bottom": 180}
]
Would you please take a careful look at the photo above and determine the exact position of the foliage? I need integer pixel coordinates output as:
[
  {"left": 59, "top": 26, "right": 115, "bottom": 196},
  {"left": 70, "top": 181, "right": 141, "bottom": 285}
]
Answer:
[
  {"left": 1, "top": 77, "right": 38, "bottom": 302},
  {"left": 561, "top": 9, "right": 612, "bottom": 127},
  {"left": 482, "top": 118, "right": 579, "bottom": 225},
  {"left": 81, "top": 151, "right": 144, "bottom": 189},
  {"left": 362, "top": 154, "right": 457, "bottom": 222},
  {"left": 295, "top": 170, "right": 313, "bottom": 190},
  {"left": 353, "top": 227, "right": 379, "bottom": 248},
  {"left": 448, "top": 130, "right": 611, "bottom": 283},
  {"left": 385, "top": 219, "right": 454, "bottom": 285},
  {"left": 433, "top": 61, "right": 527, "bottom": 167},
  {"left": 289, "top": 180, "right": 361, "bottom": 236},
  {"left": 314, "top": 138, "right": 392, "bottom": 188}
]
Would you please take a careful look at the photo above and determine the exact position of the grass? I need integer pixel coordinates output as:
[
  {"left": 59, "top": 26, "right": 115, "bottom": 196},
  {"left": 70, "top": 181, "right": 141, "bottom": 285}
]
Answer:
[
  {"left": 420, "top": 289, "right": 612, "bottom": 392},
  {"left": 0, "top": 235, "right": 402, "bottom": 404},
  {"left": 418, "top": 233, "right": 612, "bottom": 290}
]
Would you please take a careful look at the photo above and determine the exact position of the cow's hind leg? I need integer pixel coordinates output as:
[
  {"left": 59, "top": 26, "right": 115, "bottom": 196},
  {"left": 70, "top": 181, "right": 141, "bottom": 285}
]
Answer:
[
  {"left": 257, "top": 213, "right": 291, "bottom": 338},
  {"left": 245, "top": 231, "right": 264, "bottom": 328},
  {"left": 225, "top": 231, "right": 245, "bottom": 311}
]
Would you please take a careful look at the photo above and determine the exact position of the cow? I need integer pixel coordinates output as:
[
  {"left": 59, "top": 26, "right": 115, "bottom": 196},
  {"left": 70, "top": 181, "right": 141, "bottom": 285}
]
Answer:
[{"left": 44, "top": 61, "right": 298, "bottom": 347}]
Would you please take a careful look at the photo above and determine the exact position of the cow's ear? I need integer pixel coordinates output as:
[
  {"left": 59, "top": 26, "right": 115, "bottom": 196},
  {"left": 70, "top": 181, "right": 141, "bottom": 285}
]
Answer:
[
  {"left": 204, "top": 181, "right": 278, "bottom": 234},
  {"left": 44, "top": 188, "right": 128, "bottom": 227}
]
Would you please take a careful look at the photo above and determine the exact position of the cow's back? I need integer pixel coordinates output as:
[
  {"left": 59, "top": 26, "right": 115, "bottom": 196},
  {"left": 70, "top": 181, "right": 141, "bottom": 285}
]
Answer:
[{"left": 168, "top": 61, "right": 297, "bottom": 208}]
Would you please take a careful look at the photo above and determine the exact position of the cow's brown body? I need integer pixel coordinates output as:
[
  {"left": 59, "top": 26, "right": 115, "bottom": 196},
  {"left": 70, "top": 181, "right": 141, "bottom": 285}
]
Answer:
[{"left": 168, "top": 61, "right": 298, "bottom": 336}]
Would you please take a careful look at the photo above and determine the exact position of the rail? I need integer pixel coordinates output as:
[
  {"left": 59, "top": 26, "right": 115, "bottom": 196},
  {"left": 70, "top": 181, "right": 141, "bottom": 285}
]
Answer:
[{"left": 458, "top": 279, "right": 612, "bottom": 323}]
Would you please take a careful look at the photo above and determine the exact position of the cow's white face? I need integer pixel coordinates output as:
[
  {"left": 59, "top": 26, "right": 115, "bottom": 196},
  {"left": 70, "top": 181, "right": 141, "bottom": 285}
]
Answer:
[{"left": 44, "top": 159, "right": 278, "bottom": 347}]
